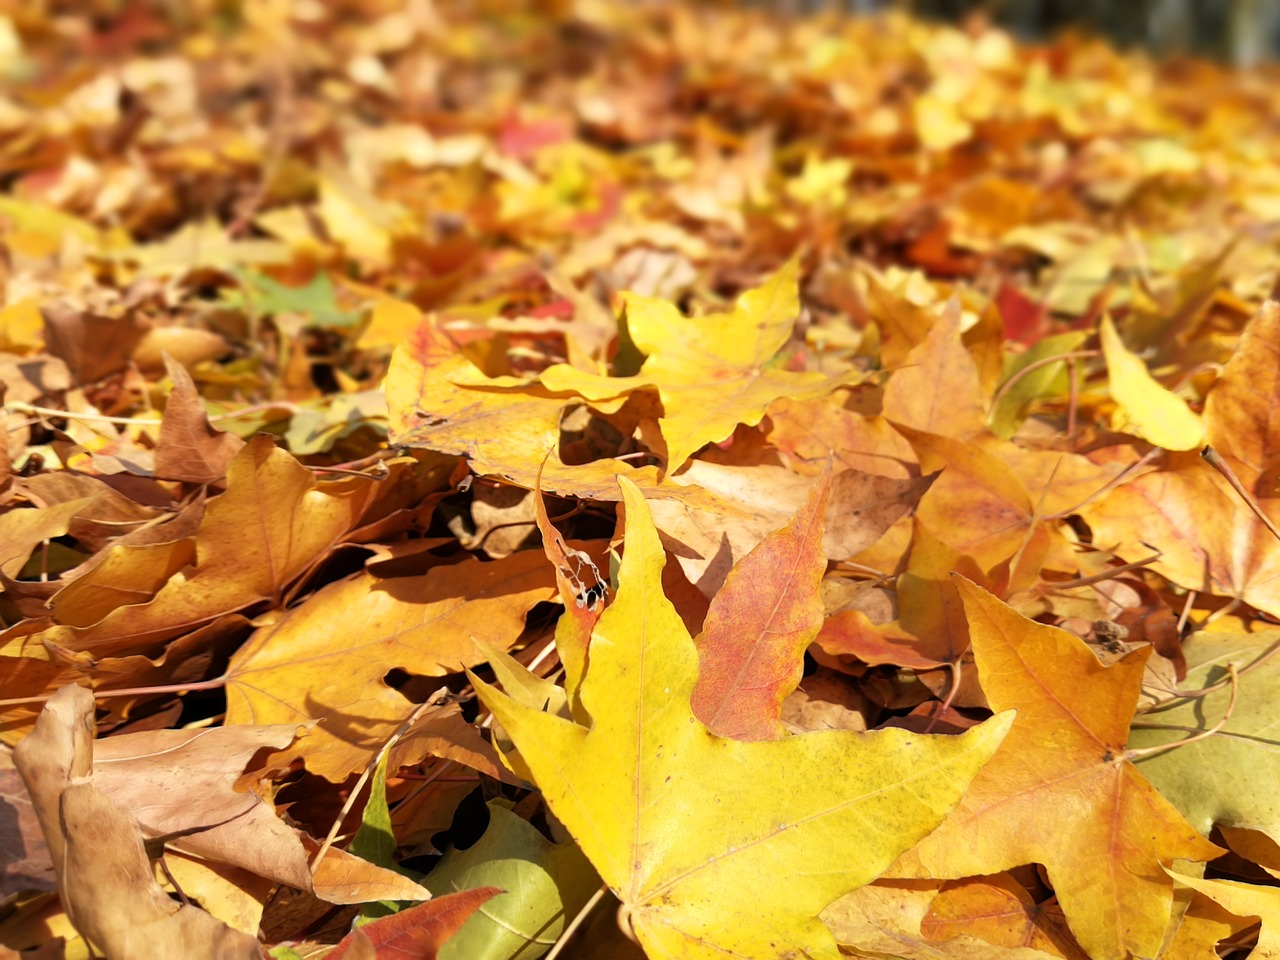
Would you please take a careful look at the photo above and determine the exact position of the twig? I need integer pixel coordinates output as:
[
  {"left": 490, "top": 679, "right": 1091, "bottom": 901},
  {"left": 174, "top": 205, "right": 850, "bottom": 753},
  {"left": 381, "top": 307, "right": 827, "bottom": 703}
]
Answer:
[
  {"left": 1201, "top": 444, "right": 1280, "bottom": 544},
  {"left": 1203, "top": 597, "right": 1242, "bottom": 627},
  {"left": 1038, "top": 554, "right": 1160, "bottom": 592},
  {"left": 989, "top": 350, "right": 1099, "bottom": 419},
  {"left": 1175, "top": 590, "right": 1197, "bottom": 635},
  {"left": 1125, "top": 663, "right": 1238, "bottom": 761},
  {"left": 545, "top": 882, "right": 611, "bottom": 960},
  {"left": 923, "top": 658, "right": 962, "bottom": 734},
  {"left": 1139, "top": 636, "right": 1280, "bottom": 711},
  {"left": 157, "top": 856, "right": 191, "bottom": 906},
  {"left": 0, "top": 676, "right": 228, "bottom": 709},
  {"left": 1044, "top": 446, "right": 1162, "bottom": 520},
  {"left": 3, "top": 400, "right": 300, "bottom": 427},
  {"left": 307, "top": 461, "right": 390, "bottom": 480},
  {"left": 310, "top": 693, "right": 442, "bottom": 870}
]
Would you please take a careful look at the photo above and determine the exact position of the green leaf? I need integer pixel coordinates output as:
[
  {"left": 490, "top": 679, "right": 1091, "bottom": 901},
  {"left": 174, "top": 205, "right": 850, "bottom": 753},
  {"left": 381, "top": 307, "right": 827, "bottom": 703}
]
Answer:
[
  {"left": 989, "top": 330, "right": 1089, "bottom": 438},
  {"left": 224, "top": 270, "right": 363, "bottom": 328},
  {"left": 350, "top": 751, "right": 396, "bottom": 870},
  {"left": 426, "top": 801, "right": 599, "bottom": 960},
  {"left": 1130, "top": 631, "right": 1280, "bottom": 840}
]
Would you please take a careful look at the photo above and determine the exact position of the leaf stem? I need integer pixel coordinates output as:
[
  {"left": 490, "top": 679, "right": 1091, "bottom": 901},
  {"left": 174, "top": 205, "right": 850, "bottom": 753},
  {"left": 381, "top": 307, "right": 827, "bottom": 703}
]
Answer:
[
  {"left": 3, "top": 400, "right": 300, "bottom": 428},
  {"left": 1038, "top": 553, "right": 1159, "bottom": 593},
  {"left": 1138, "top": 637, "right": 1280, "bottom": 711},
  {"left": 1044, "top": 446, "right": 1162, "bottom": 520},
  {"left": 310, "top": 693, "right": 442, "bottom": 871},
  {"left": 545, "top": 882, "right": 611, "bottom": 960},
  {"left": 1201, "top": 445, "right": 1280, "bottom": 544},
  {"left": 1124, "top": 662, "right": 1238, "bottom": 761},
  {"left": 0, "top": 676, "right": 229, "bottom": 708},
  {"left": 988, "top": 350, "right": 1099, "bottom": 421},
  {"left": 1175, "top": 589, "right": 1197, "bottom": 635},
  {"left": 923, "top": 658, "right": 962, "bottom": 734}
]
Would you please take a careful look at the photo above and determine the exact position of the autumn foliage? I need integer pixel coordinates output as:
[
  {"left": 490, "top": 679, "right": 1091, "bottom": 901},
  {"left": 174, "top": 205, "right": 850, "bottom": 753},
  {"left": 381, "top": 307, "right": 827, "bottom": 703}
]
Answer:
[{"left": 4, "top": 1, "right": 1280, "bottom": 959}]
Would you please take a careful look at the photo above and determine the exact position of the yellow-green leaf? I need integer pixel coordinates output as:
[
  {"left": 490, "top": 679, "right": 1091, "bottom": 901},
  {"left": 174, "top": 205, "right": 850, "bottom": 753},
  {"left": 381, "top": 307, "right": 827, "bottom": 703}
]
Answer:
[{"left": 1101, "top": 316, "right": 1204, "bottom": 451}]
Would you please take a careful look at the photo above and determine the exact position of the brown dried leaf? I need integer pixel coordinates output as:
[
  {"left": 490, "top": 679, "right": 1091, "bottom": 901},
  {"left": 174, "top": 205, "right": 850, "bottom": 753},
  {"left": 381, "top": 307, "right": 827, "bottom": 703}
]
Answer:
[{"left": 153, "top": 355, "right": 245, "bottom": 483}]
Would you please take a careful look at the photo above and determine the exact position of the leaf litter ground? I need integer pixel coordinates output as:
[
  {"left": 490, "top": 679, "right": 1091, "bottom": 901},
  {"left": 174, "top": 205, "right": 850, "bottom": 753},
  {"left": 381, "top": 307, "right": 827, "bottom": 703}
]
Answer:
[{"left": 3, "top": 3, "right": 1280, "bottom": 959}]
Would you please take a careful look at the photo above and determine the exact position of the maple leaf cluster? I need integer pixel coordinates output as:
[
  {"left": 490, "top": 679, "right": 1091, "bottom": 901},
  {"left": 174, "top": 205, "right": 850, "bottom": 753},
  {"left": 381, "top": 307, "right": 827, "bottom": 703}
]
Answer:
[{"left": 2, "top": 1, "right": 1280, "bottom": 959}]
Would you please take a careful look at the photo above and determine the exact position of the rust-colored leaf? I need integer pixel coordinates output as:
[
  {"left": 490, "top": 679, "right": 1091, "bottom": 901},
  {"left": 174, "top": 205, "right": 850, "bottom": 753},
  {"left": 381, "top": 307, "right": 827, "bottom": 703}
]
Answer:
[
  {"left": 326, "top": 889, "right": 502, "bottom": 960},
  {"left": 691, "top": 466, "right": 830, "bottom": 740}
]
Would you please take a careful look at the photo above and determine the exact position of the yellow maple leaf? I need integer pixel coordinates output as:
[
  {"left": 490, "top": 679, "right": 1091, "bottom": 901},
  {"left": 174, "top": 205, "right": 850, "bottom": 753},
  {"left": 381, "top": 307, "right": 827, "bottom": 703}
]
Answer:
[
  {"left": 539, "top": 259, "right": 860, "bottom": 474},
  {"left": 1100, "top": 315, "right": 1204, "bottom": 451},
  {"left": 890, "top": 580, "right": 1222, "bottom": 960},
  {"left": 473, "top": 476, "right": 1013, "bottom": 960}
]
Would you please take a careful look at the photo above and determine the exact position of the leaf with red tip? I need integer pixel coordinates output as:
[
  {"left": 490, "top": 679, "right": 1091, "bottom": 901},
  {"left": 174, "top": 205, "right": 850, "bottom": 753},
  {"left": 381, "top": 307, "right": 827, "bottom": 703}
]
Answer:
[
  {"left": 327, "top": 888, "right": 502, "bottom": 960},
  {"left": 534, "top": 455, "right": 604, "bottom": 705}
]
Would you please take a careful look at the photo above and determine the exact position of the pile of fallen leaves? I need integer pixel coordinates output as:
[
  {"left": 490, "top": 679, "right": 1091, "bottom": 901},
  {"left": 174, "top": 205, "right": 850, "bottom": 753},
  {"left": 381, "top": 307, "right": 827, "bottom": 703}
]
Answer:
[{"left": 4, "top": 1, "right": 1280, "bottom": 958}]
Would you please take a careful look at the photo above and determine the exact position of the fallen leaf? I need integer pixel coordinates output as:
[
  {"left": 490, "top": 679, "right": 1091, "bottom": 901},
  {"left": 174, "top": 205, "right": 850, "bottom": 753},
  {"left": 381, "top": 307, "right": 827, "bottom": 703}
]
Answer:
[
  {"left": 653, "top": 459, "right": 933, "bottom": 596},
  {"left": 690, "top": 466, "right": 829, "bottom": 740},
  {"left": 767, "top": 395, "right": 920, "bottom": 479},
  {"left": 57, "top": 783, "right": 266, "bottom": 959},
  {"left": 1165, "top": 867, "right": 1279, "bottom": 960},
  {"left": 154, "top": 354, "right": 246, "bottom": 483},
  {"left": 425, "top": 801, "right": 599, "bottom": 960},
  {"left": 41, "top": 302, "right": 147, "bottom": 386},
  {"left": 1160, "top": 886, "right": 1255, "bottom": 960},
  {"left": 890, "top": 579, "right": 1222, "bottom": 960},
  {"left": 326, "top": 889, "right": 503, "bottom": 960},
  {"left": 538, "top": 260, "right": 859, "bottom": 473},
  {"left": 1083, "top": 302, "right": 1280, "bottom": 617},
  {"left": 532, "top": 459, "right": 604, "bottom": 705},
  {"left": 12, "top": 686, "right": 264, "bottom": 959},
  {"left": 385, "top": 336, "right": 740, "bottom": 511},
  {"left": 882, "top": 300, "right": 986, "bottom": 438},
  {"left": 922, "top": 875, "right": 1088, "bottom": 960},
  {"left": 0, "top": 758, "right": 56, "bottom": 895},
  {"left": 31, "top": 435, "right": 380, "bottom": 656},
  {"left": 1128, "top": 630, "right": 1280, "bottom": 842},
  {"left": 1100, "top": 315, "right": 1204, "bottom": 451},
  {"left": 225, "top": 555, "right": 554, "bottom": 781},
  {"left": 473, "top": 477, "right": 1013, "bottom": 960},
  {"left": 310, "top": 844, "right": 433, "bottom": 905},
  {"left": 91, "top": 723, "right": 313, "bottom": 889},
  {"left": 823, "top": 878, "right": 1065, "bottom": 960}
]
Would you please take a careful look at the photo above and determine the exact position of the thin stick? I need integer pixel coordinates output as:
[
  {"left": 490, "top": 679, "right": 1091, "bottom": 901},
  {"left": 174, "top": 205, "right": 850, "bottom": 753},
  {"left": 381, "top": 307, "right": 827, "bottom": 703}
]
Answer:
[
  {"left": 393, "top": 773, "right": 479, "bottom": 783},
  {"left": 1124, "top": 663, "right": 1238, "bottom": 761},
  {"left": 307, "top": 462, "right": 390, "bottom": 480},
  {"left": 0, "top": 676, "right": 228, "bottom": 708},
  {"left": 545, "top": 882, "right": 611, "bottom": 960},
  {"left": 3, "top": 400, "right": 299, "bottom": 427},
  {"left": 1175, "top": 590, "right": 1197, "bottom": 635},
  {"left": 4, "top": 402, "right": 160, "bottom": 426},
  {"left": 1045, "top": 446, "right": 1162, "bottom": 520},
  {"left": 831, "top": 560, "right": 892, "bottom": 581},
  {"left": 310, "top": 694, "right": 441, "bottom": 870},
  {"left": 394, "top": 759, "right": 459, "bottom": 813},
  {"left": 1066, "top": 355, "right": 1079, "bottom": 444},
  {"left": 1139, "top": 636, "right": 1280, "bottom": 710},
  {"left": 1203, "top": 597, "right": 1241, "bottom": 627},
  {"left": 989, "top": 350, "right": 1099, "bottom": 419},
  {"left": 1201, "top": 445, "right": 1280, "bottom": 544},
  {"left": 923, "top": 658, "right": 962, "bottom": 735},
  {"left": 1039, "top": 554, "right": 1160, "bottom": 592},
  {"left": 157, "top": 856, "right": 191, "bottom": 906},
  {"left": 1007, "top": 455, "right": 1062, "bottom": 586}
]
